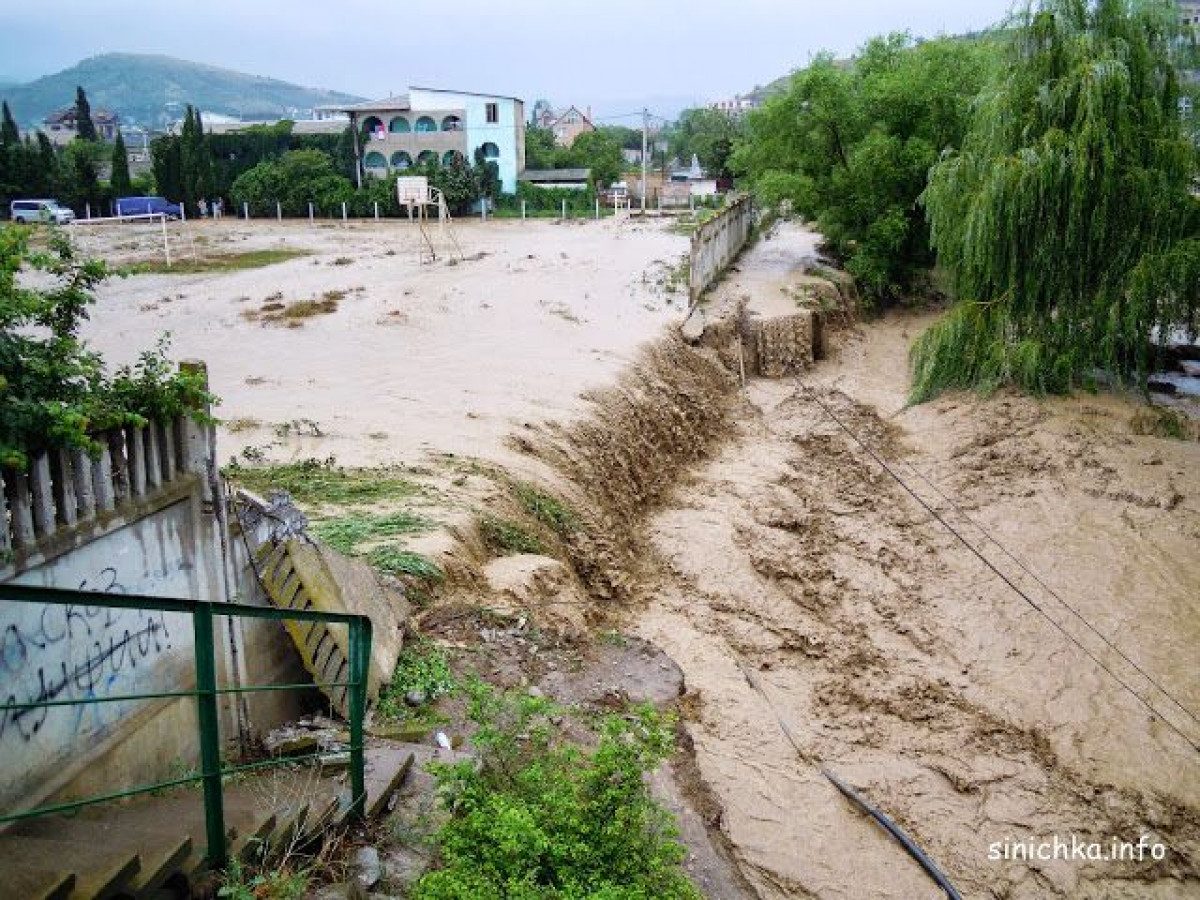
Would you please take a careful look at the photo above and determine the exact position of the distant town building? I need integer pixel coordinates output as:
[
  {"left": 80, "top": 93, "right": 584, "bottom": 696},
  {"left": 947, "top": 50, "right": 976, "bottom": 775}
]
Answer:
[
  {"left": 533, "top": 105, "right": 595, "bottom": 147},
  {"left": 312, "top": 106, "right": 351, "bottom": 123},
  {"left": 709, "top": 95, "right": 759, "bottom": 117},
  {"left": 40, "top": 106, "right": 120, "bottom": 144},
  {"left": 334, "top": 88, "right": 525, "bottom": 193},
  {"left": 1181, "top": 0, "right": 1200, "bottom": 27}
]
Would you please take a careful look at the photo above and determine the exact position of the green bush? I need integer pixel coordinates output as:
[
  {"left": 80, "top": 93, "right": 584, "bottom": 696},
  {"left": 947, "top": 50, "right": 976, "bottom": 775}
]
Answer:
[
  {"left": 413, "top": 683, "right": 699, "bottom": 900},
  {"left": 0, "top": 226, "right": 214, "bottom": 468}
]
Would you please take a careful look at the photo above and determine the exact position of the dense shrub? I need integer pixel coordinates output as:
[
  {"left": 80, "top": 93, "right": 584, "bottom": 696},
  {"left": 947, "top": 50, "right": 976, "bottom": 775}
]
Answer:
[{"left": 413, "top": 682, "right": 699, "bottom": 900}]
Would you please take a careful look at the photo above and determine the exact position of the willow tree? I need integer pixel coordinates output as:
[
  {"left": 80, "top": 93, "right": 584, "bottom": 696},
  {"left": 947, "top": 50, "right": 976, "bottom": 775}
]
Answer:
[{"left": 912, "top": 0, "right": 1200, "bottom": 401}]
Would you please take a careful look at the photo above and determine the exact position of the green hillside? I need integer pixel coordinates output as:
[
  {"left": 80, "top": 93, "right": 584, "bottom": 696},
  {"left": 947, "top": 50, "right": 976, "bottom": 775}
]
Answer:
[{"left": 0, "top": 53, "right": 365, "bottom": 128}]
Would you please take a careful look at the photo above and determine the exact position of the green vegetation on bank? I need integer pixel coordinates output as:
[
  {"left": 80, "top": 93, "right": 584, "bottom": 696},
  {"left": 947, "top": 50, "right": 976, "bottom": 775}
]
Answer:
[
  {"left": 412, "top": 682, "right": 699, "bottom": 899},
  {"left": 0, "top": 225, "right": 213, "bottom": 468},
  {"left": 733, "top": 32, "right": 995, "bottom": 303},
  {"left": 733, "top": 0, "right": 1198, "bottom": 401},
  {"left": 913, "top": 0, "right": 1200, "bottom": 400},
  {"left": 222, "top": 457, "right": 422, "bottom": 507}
]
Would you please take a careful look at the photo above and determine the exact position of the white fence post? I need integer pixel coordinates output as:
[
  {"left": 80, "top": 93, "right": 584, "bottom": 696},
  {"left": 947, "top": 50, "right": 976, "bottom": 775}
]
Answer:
[
  {"left": 180, "top": 203, "right": 186, "bottom": 223},
  {"left": 561, "top": 199, "right": 567, "bottom": 219},
  {"left": 243, "top": 201, "right": 249, "bottom": 219},
  {"left": 374, "top": 201, "right": 380, "bottom": 221},
  {"left": 342, "top": 201, "right": 348, "bottom": 222},
  {"left": 308, "top": 201, "right": 314, "bottom": 223},
  {"left": 521, "top": 199, "right": 526, "bottom": 220},
  {"left": 595, "top": 198, "right": 600, "bottom": 220},
  {"left": 277, "top": 201, "right": 282, "bottom": 221},
  {"left": 160, "top": 214, "right": 172, "bottom": 268},
  {"left": 85, "top": 202, "right": 91, "bottom": 220}
]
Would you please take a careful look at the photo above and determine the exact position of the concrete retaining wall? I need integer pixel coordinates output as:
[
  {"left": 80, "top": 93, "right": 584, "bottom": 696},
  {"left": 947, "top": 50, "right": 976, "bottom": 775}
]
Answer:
[
  {"left": 0, "top": 373, "right": 306, "bottom": 817},
  {"left": 688, "top": 195, "right": 754, "bottom": 306}
]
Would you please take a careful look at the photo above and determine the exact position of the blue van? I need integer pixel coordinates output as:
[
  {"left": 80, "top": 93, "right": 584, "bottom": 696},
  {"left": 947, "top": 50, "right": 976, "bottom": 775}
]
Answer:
[{"left": 116, "top": 196, "right": 182, "bottom": 219}]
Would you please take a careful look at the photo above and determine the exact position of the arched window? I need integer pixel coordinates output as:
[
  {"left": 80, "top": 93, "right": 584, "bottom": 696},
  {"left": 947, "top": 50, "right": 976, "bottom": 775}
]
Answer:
[
  {"left": 442, "top": 150, "right": 461, "bottom": 166},
  {"left": 441, "top": 115, "right": 462, "bottom": 131},
  {"left": 415, "top": 116, "right": 437, "bottom": 133},
  {"left": 390, "top": 151, "right": 412, "bottom": 169},
  {"left": 388, "top": 116, "right": 410, "bottom": 133},
  {"left": 362, "top": 116, "right": 384, "bottom": 135},
  {"left": 480, "top": 142, "right": 500, "bottom": 160},
  {"left": 416, "top": 150, "right": 439, "bottom": 167},
  {"left": 364, "top": 151, "right": 387, "bottom": 170}
]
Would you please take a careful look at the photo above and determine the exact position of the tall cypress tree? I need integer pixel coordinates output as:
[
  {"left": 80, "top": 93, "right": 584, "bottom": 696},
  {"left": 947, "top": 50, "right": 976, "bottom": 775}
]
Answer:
[
  {"left": 913, "top": 0, "right": 1200, "bottom": 399},
  {"left": 74, "top": 86, "right": 97, "bottom": 141},
  {"left": 110, "top": 132, "right": 131, "bottom": 197},
  {"left": 1, "top": 102, "right": 19, "bottom": 146},
  {"left": 179, "top": 105, "right": 198, "bottom": 212},
  {"left": 35, "top": 132, "right": 59, "bottom": 197}
]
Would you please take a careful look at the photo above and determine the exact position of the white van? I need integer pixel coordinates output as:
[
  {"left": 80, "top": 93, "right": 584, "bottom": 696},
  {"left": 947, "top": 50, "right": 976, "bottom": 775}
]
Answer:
[{"left": 10, "top": 199, "right": 75, "bottom": 224}]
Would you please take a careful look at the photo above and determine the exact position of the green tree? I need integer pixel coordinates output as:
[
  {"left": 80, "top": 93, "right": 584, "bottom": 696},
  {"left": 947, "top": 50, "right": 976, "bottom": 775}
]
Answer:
[
  {"left": 564, "top": 129, "right": 625, "bottom": 187},
  {"left": 670, "top": 107, "right": 742, "bottom": 178},
  {"left": 74, "top": 86, "right": 97, "bottom": 141},
  {"left": 525, "top": 125, "right": 559, "bottom": 169},
  {"left": 229, "top": 148, "right": 353, "bottom": 216},
  {"left": 733, "top": 34, "right": 993, "bottom": 302},
  {"left": 60, "top": 140, "right": 105, "bottom": 214},
  {"left": 151, "top": 133, "right": 183, "bottom": 201},
  {"left": 913, "top": 0, "right": 1200, "bottom": 400},
  {"left": 109, "top": 132, "right": 131, "bottom": 197}
]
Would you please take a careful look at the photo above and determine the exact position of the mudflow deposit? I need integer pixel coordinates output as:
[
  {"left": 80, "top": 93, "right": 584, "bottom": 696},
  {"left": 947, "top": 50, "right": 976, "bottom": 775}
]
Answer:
[{"left": 84, "top": 215, "right": 1200, "bottom": 898}]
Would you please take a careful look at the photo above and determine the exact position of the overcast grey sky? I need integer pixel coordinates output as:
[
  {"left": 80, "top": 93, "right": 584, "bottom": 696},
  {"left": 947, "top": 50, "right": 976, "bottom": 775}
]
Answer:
[{"left": 2, "top": 1, "right": 1017, "bottom": 116}]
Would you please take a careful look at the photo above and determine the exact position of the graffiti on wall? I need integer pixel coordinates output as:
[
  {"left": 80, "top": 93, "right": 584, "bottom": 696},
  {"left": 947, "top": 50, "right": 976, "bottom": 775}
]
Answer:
[{"left": 0, "top": 566, "right": 175, "bottom": 743}]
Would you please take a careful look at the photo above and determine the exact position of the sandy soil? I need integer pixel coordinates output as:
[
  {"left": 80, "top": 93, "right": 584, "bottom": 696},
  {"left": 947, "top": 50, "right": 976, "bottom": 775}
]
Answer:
[
  {"left": 77, "top": 216, "right": 689, "bottom": 467},
  {"left": 631, "top": 225, "right": 1200, "bottom": 898}
]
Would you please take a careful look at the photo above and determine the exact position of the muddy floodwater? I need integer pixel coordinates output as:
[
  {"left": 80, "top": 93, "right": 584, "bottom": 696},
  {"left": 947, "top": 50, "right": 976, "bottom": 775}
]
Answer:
[{"left": 79, "top": 215, "right": 1199, "bottom": 898}]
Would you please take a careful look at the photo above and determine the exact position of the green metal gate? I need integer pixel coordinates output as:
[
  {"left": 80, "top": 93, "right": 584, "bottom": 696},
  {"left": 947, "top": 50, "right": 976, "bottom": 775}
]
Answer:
[{"left": 0, "top": 584, "right": 373, "bottom": 868}]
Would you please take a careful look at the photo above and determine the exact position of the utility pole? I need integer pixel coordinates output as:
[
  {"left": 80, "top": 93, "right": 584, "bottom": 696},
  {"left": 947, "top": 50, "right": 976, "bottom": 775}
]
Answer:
[{"left": 641, "top": 107, "right": 649, "bottom": 215}]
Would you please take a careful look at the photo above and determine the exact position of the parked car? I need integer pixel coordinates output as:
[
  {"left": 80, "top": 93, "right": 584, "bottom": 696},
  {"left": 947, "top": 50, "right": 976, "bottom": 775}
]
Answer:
[
  {"left": 9, "top": 199, "right": 75, "bottom": 224},
  {"left": 115, "top": 196, "right": 182, "bottom": 219}
]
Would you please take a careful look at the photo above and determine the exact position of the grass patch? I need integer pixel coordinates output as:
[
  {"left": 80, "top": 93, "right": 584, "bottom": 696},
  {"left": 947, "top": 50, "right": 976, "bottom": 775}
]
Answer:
[
  {"left": 311, "top": 511, "right": 430, "bottom": 554},
  {"left": 122, "top": 248, "right": 308, "bottom": 275},
  {"left": 367, "top": 545, "right": 444, "bottom": 581},
  {"left": 511, "top": 482, "right": 578, "bottom": 536},
  {"left": 376, "top": 640, "right": 455, "bottom": 723},
  {"left": 224, "top": 457, "right": 421, "bottom": 507},
  {"left": 1130, "top": 406, "right": 1196, "bottom": 440},
  {"left": 479, "top": 515, "right": 543, "bottom": 555}
]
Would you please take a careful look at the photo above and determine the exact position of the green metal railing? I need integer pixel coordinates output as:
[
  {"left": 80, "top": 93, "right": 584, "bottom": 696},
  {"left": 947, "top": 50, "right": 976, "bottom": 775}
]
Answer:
[{"left": 0, "top": 584, "right": 373, "bottom": 868}]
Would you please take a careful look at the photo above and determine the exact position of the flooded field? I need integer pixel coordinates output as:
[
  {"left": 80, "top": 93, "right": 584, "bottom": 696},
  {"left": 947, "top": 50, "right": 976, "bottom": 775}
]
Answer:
[{"left": 77, "top": 214, "right": 1200, "bottom": 898}]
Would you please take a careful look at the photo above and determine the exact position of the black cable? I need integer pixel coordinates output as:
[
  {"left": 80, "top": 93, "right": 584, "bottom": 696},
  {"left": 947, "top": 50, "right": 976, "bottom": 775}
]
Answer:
[
  {"left": 796, "top": 383, "right": 1200, "bottom": 756},
  {"left": 868, "top": 402, "right": 1200, "bottom": 731}
]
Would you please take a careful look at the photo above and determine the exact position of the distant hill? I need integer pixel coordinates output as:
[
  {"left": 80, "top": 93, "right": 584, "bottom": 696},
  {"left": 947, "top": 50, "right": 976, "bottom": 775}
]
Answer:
[{"left": 0, "top": 53, "right": 366, "bottom": 129}]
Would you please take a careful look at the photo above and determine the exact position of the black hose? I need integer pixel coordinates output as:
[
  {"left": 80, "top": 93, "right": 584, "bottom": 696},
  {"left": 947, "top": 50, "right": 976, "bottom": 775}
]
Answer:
[{"left": 821, "top": 768, "right": 963, "bottom": 900}]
